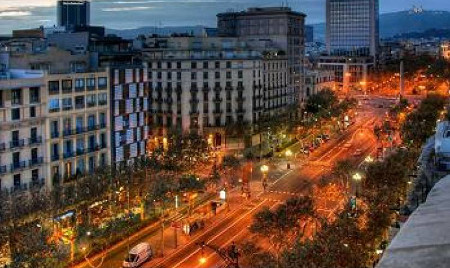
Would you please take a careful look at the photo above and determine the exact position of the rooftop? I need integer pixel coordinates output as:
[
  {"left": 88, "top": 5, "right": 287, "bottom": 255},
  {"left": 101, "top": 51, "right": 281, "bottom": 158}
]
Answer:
[{"left": 377, "top": 175, "right": 450, "bottom": 268}]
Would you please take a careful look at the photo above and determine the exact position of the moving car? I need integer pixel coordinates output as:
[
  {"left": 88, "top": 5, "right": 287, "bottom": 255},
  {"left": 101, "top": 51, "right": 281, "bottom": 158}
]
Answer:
[{"left": 123, "top": 243, "right": 152, "bottom": 268}]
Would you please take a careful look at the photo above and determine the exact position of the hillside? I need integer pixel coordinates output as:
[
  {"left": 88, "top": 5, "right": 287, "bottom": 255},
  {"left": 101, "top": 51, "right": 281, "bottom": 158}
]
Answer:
[{"left": 309, "top": 10, "right": 450, "bottom": 41}]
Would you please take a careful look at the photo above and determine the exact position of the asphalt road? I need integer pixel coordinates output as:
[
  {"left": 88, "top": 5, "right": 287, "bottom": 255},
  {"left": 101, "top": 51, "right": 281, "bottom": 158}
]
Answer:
[{"left": 83, "top": 98, "right": 383, "bottom": 268}]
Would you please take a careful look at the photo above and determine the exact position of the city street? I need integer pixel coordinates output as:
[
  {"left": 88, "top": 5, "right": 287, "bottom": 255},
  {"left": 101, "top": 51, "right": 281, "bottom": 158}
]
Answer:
[{"left": 83, "top": 98, "right": 385, "bottom": 268}]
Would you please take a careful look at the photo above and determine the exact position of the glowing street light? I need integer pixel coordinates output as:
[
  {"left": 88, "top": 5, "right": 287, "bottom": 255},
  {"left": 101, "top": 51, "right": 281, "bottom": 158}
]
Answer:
[
  {"left": 199, "top": 257, "right": 207, "bottom": 265},
  {"left": 260, "top": 164, "right": 269, "bottom": 173},
  {"left": 285, "top": 149, "right": 293, "bottom": 169},
  {"left": 260, "top": 165, "right": 269, "bottom": 191},
  {"left": 352, "top": 173, "right": 362, "bottom": 181},
  {"left": 364, "top": 156, "right": 374, "bottom": 163}
]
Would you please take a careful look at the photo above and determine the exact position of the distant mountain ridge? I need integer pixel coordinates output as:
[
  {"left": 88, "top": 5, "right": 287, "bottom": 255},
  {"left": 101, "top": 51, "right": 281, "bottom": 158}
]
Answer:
[
  {"left": 309, "top": 10, "right": 450, "bottom": 41},
  {"left": 106, "top": 10, "right": 450, "bottom": 41}
]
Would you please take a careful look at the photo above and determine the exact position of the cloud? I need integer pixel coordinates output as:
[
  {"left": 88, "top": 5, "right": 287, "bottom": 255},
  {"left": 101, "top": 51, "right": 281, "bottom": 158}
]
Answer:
[
  {"left": 102, "top": 6, "right": 154, "bottom": 12},
  {"left": 0, "top": 11, "right": 32, "bottom": 17},
  {"left": 0, "top": 0, "right": 55, "bottom": 11}
]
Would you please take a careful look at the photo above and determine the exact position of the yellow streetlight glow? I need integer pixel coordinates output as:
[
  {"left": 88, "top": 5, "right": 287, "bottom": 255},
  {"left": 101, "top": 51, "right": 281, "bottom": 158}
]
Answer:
[
  {"left": 364, "top": 156, "right": 374, "bottom": 163},
  {"left": 352, "top": 173, "right": 362, "bottom": 181},
  {"left": 199, "top": 257, "right": 207, "bottom": 264},
  {"left": 285, "top": 149, "right": 293, "bottom": 157},
  {"left": 260, "top": 165, "right": 269, "bottom": 173}
]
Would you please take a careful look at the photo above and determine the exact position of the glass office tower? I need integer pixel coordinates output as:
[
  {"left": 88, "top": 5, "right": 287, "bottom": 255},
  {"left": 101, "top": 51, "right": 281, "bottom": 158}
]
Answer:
[{"left": 326, "top": 0, "right": 379, "bottom": 57}]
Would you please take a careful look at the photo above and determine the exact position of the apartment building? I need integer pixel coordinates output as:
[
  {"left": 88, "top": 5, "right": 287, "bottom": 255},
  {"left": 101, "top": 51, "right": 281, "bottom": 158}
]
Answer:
[
  {"left": 441, "top": 42, "right": 450, "bottom": 61},
  {"left": 0, "top": 70, "right": 46, "bottom": 193},
  {"left": 44, "top": 71, "right": 111, "bottom": 184},
  {"left": 0, "top": 68, "right": 113, "bottom": 193},
  {"left": 304, "top": 69, "right": 335, "bottom": 98},
  {"left": 110, "top": 67, "right": 151, "bottom": 165},
  {"left": 137, "top": 36, "right": 292, "bottom": 147}
]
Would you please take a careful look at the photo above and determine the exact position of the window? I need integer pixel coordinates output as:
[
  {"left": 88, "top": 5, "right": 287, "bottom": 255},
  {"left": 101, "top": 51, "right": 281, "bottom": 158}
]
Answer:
[
  {"left": 215, "top": 72, "right": 220, "bottom": 79},
  {"left": 88, "top": 115, "right": 96, "bottom": 130},
  {"left": 98, "top": 93, "right": 107, "bottom": 106},
  {"left": 52, "top": 143, "right": 59, "bottom": 160},
  {"left": 226, "top": 72, "right": 232, "bottom": 79},
  {"left": 98, "top": 77, "right": 107, "bottom": 89},
  {"left": 51, "top": 121, "right": 59, "bottom": 138},
  {"left": 29, "top": 87, "right": 39, "bottom": 103},
  {"left": 191, "top": 72, "right": 197, "bottom": 80},
  {"left": 13, "top": 174, "right": 21, "bottom": 188},
  {"left": 86, "top": 94, "right": 96, "bottom": 107},
  {"left": 12, "top": 131, "right": 19, "bottom": 145},
  {"left": 49, "top": 98, "right": 60, "bottom": 113},
  {"left": 11, "top": 89, "right": 21, "bottom": 105},
  {"left": 203, "top": 61, "right": 209, "bottom": 69},
  {"left": 30, "top": 128, "right": 37, "bottom": 141},
  {"left": 226, "top": 61, "right": 231, "bottom": 68},
  {"left": 76, "top": 117, "right": 84, "bottom": 133},
  {"left": 191, "top": 62, "right": 197, "bottom": 69},
  {"left": 75, "top": 78, "right": 85, "bottom": 91},
  {"left": 99, "top": 113, "right": 106, "bottom": 127},
  {"left": 86, "top": 78, "right": 96, "bottom": 90},
  {"left": 11, "top": 108, "right": 20, "bottom": 120},
  {"left": 48, "top": 81, "right": 60, "bottom": 95},
  {"left": 177, "top": 62, "right": 181, "bottom": 69},
  {"left": 177, "top": 72, "right": 182, "bottom": 80},
  {"left": 62, "top": 80, "right": 72, "bottom": 93},
  {"left": 30, "top": 106, "right": 36, "bottom": 118},
  {"left": 168, "top": 72, "right": 172, "bottom": 80},
  {"left": 203, "top": 72, "right": 209, "bottom": 79},
  {"left": 31, "top": 148, "right": 38, "bottom": 162},
  {"left": 238, "top": 71, "right": 243, "bottom": 79},
  {"left": 62, "top": 98, "right": 73, "bottom": 111},
  {"left": 167, "top": 62, "right": 172, "bottom": 69},
  {"left": 75, "top": 96, "right": 85, "bottom": 109},
  {"left": 100, "top": 133, "right": 107, "bottom": 148},
  {"left": 0, "top": 92, "right": 3, "bottom": 107},
  {"left": 215, "top": 61, "right": 220, "bottom": 69}
]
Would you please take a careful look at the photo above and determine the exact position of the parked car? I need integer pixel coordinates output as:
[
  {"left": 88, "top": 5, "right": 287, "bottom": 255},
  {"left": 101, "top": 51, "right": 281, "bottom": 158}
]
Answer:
[{"left": 123, "top": 243, "right": 152, "bottom": 268}]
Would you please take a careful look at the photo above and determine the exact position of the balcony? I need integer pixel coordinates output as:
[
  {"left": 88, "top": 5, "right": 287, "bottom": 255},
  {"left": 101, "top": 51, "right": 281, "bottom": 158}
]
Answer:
[
  {"left": 51, "top": 154, "right": 60, "bottom": 161},
  {"left": 202, "top": 87, "right": 210, "bottom": 92},
  {"left": 10, "top": 139, "right": 25, "bottom": 149},
  {"left": 75, "top": 103, "right": 85, "bottom": 109},
  {"left": 0, "top": 165, "right": 6, "bottom": 175},
  {"left": 190, "top": 110, "right": 199, "bottom": 116},
  {"left": 213, "top": 97, "right": 223, "bottom": 103},
  {"left": 213, "top": 110, "right": 223, "bottom": 115},
  {"left": 75, "top": 86, "right": 85, "bottom": 92},
  {"left": 76, "top": 148, "right": 85, "bottom": 156},
  {"left": 190, "top": 98, "right": 200, "bottom": 104},
  {"left": 10, "top": 184, "right": 28, "bottom": 193},
  {"left": 87, "top": 145, "right": 99, "bottom": 153},
  {"left": 51, "top": 131, "right": 60, "bottom": 139},
  {"left": 49, "top": 107, "right": 61, "bottom": 113},
  {"left": 63, "top": 151, "right": 75, "bottom": 159},
  {"left": 10, "top": 161, "right": 27, "bottom": 172},
  {"left": 87, "top": 125, "right": 97, "bottom": 131},
  {"left": 63, "top": 129, "right": 74, "bottom": 137},
  {"left": 236, "top": 108, "right": 246, "bottom": 114},
  {"left": 29, "top": 136, "right": 43, "bottom": 145},
  {"left": 190, "top": 87, "right": 199, "bottom": 93},
  {"left": 236, "top": 96, "right": 246, "bottom": 102},
  {"left": 29, "top": 157, "right": 44, "bottom": 167},
  {"left": 62, "top": 87, "right": 73, "bottom": 94},
  {"left": 225, "top": 86, "right": 233, "bottom": 91}
]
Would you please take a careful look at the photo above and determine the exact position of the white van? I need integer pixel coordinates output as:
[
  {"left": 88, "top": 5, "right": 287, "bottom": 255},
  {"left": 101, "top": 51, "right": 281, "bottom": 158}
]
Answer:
[{"left": 122, "top": 242, "right": 152, "bottom": 268}]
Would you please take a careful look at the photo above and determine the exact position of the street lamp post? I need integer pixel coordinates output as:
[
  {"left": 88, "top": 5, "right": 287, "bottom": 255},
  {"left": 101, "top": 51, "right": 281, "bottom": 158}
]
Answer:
[
  {"left": 285, "top": 149, "right": 293, "bottom": 170},
  {"left": 352, "top": 173, "right": 362, "bottom": 213},
  {"left": 260, "top": 165, "right": 269, "bottom": 192}
]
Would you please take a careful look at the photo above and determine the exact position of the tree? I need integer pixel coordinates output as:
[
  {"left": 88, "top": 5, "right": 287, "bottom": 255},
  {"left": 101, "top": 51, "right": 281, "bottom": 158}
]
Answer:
[
  {"left": 250, "top": 197, "right": 314, "bottom": 265},
  {"left": 239, "top": 241, "right": 277, "bottom": 268},
  {"left": 305, "top": 89, "right": 338, "bottom": 114}
]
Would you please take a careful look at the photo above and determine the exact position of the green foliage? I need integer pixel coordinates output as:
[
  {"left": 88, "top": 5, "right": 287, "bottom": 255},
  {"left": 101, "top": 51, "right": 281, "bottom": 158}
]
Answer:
[
  {"left": 306, "top": 89, "right": 338, "bottom": 114},
  {"left": 239, "top": 241, "right": 277, "bottom": 268},
  {"left": 401, "top": 94, "right": 446, "bottom": 148}
]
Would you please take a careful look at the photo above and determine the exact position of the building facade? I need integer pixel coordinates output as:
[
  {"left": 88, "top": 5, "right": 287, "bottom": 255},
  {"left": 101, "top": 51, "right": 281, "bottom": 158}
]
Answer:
[
  {"left": 44, "top": 71, "right": 111, "bottom": 184},
  {"left": 57, "top": 0, "right": 90, "bottom": 30},
  {"left": 0, "top": 69, "right": 112, "bottom": 193},
  {"left": 217, "top": 7, "right": 306, "bottom": 103},
  {"left": 304, "top": 69, "right": 335, "bottom": 98},
  {"left": 110, "top": 67, "right": 151, "bottom": 165},
  {"left": 0, "top": 72, "right": 46, "bottom": 192},
  {"left": 326, "top": 0, "right": 379, "bottom": 57},
  {"left": 441, "top": 42, "right": 450, "bottom": 61},
  {"left": 138, "top": 36, "right": 292, "bottom": 147}
]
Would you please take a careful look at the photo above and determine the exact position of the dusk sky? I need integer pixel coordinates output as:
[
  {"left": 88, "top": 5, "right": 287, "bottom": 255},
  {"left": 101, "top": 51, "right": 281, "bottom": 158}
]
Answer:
[{"left": 0, "top": 0, "right": 448, "bottom": 34}]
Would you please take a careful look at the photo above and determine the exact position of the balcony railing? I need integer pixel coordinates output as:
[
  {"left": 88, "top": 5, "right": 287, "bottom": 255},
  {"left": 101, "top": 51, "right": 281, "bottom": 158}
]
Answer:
[
  {"left": 10, "top": 161, "right": 27, "bottom": 172},
  {"left": 51, "top": 131, "right": 59, "bottom": 139},
  {"left": 29, "top": 157, "right": 44, "bottom": 167},
  {"left": 63, "top": 129, "right": 74, "bottom": 137},
  {"left": 51, "top": 154, "right": 60, "bottom": 161},
  {"left": 29, "top": 136, "right": 42, "bottom": 145},
  {"left": 10, "top": 139, "right": 25, "bottom": 149},
  {"left": 0, "top": 165, "right": 6, "bottom": 174},
  {"left": 87, "top": 145, "right": 100, "bottom": 153},
  {"left": 63, "top": 151, "right": 75, "bottom": 159},
  {"left": 77, "top": 148, "right": 85, "bottom": 156},
  {"left": 30, "top": 178, "right": 45, "bottom": 189}
]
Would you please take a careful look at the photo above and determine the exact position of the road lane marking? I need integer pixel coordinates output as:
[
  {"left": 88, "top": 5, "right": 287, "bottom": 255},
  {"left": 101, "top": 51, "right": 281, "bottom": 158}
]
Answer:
[
  {"left": 192, "top": 202, "right": 280, "bottom": 268},
  {"left": 170, "top": 199, "right": 273, "bottom": 268}
]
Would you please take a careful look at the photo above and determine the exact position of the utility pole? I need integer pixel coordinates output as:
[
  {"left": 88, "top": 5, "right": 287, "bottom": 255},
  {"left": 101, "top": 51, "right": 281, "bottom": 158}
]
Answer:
[{"left": 400, "top": 60, "right": 405, "bottom": 98}]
